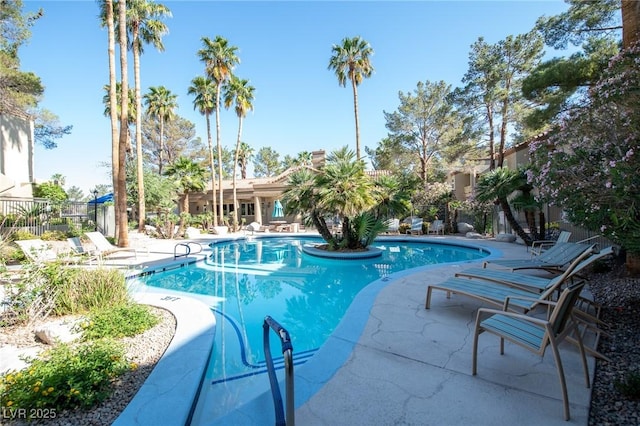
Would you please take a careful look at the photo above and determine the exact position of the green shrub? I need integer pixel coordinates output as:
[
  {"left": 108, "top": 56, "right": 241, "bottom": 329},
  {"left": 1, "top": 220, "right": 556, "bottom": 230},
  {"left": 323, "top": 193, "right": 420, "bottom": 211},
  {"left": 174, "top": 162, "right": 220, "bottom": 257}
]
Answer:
[
  {"left": 79, "top": 303, "right": 159, "bottom": 340},
  {"left": 40, "top": 230, "right": 67, "bottom": 241},
  {"left": 0, "top": 339, "right": 130, "bottom": 414},
  {"left": 11, "top": 230, "right": 37, "bottom": 242},
  {"left": 54, "top": 268, "right": 130, "bottom": 315},
  {"left": 615, "top": 371, "right": 640, "bottom": 399}
]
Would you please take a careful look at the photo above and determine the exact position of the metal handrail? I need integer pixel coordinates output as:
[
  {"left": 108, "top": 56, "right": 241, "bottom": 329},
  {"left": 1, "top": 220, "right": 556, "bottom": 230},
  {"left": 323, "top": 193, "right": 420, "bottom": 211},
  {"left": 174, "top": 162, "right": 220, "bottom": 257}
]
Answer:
[
  {"left": 173, "top": 241, "right": 203, "bottom": 259},
  {"left": 263, "top": 316, "right": 295, "bottom": 426}
]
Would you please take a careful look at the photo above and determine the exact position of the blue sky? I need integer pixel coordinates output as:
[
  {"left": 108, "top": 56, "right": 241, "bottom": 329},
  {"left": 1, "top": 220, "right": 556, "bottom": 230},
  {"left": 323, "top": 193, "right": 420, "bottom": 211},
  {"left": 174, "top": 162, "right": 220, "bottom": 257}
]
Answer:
[{"left": 21, "top": 0, "right": 570, "bottom": 196}]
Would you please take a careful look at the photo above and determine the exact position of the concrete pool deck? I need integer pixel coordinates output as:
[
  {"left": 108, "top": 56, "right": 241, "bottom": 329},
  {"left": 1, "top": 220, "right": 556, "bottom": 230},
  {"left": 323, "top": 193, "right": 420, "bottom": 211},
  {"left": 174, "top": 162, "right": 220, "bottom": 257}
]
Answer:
[{"left": 88, "top": 232, "right": 596, "bottom": 425}]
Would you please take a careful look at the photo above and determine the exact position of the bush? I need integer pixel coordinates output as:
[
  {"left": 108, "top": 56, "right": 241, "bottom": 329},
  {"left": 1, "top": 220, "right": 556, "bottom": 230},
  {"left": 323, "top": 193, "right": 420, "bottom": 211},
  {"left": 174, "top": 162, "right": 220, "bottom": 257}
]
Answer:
[
  {"left": 1, "top": 264, "right": 130, "bottom": 325},
  {"left": 79, "top": 303, "right": 159, "bottom": 340},
  {"left": 11, "top": 230, "right": 37, "bottom": 242},
  {"left": 40, "top": 230, "right": 67, "bottom": 241},
  {"left": 54, "top": 268, "right": 130, "bottom": 316},
  {"left": 0, "top": 339, "right": 131, "bottom": 414}
]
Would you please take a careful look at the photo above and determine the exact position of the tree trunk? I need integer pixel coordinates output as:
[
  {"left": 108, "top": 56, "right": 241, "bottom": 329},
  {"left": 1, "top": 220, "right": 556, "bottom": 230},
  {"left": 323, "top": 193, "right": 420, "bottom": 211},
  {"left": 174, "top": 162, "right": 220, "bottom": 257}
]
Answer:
[
  {"left": 499, "top": 197, "right": 532, "bottom": 245},
  {"left": 206, "top": 113, "right": 217, "bottom": 227},
  {"left": 351, "top": 76, "right": 361, "bottom": 161},
  {"left": 626, "top": 252, "right": 640, "bottom": 277},
  {"left": 232, "top": 116, "right": 243, "bottom": 232},
  {"left": 116, "top": 0, "right": 129, "bottom": 247},
  {"left": 106, "top": 0, "right": 118, "bottom": 231},
  {"left": 215, "top": 85, "right": 224, "bottom": 227},
  {"left": 133, "top": 32, "right": 146, "bottom": 233},
  {"left": 622, "top": 0, "right": 640, "bottom": 49}
]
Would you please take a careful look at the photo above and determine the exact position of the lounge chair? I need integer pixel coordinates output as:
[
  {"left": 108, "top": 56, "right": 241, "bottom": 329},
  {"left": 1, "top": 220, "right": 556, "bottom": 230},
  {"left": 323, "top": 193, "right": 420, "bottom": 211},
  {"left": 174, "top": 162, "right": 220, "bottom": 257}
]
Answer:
[
  {"left": 428, "top": 247, "right": 612, "bottom": 360},
  {"left": 67, "top": 237, "right": 99, "bottom": 265},
  {"left": 472, "top": 281, "right": 590, "bottom": 421},
  {"left": 409, "top": 218, "right": 423, "bottom": 235},
  {"left": 482, "top": 242, "right": 595, "bottom": 273},
  {"left": 85, "top": 232, "right": 144, "bottom": 260},
  {"left": 530, "top": 230, "right": 572, "bottom": 256},
  {"left": 424, "top": 246, "right": 595, "bottom": 312},
  {"left": 457, "top": 246, "right": 614, "bottom": 293},
  {"left": 15, "top": 239, "right": 81, "bottom": 264},
  {"left": 385, "top": 218, "right": 400, "bottom": 234},
  {"left": 428, "top": 219, "right": 444, "bottom": 235}
]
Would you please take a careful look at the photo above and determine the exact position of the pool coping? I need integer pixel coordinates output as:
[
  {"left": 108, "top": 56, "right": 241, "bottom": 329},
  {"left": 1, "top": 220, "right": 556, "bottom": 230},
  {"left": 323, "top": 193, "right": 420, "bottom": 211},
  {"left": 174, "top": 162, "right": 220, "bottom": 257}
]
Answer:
[{"left": 114, "top": 235, "right": 501, "bottom": 425}]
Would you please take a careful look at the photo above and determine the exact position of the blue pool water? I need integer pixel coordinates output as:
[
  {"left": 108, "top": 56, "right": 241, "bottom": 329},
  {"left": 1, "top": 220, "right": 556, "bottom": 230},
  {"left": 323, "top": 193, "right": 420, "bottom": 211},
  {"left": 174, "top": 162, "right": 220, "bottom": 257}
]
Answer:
[{"left": 136, "top": 236, "right": 489, "bottom": 422}]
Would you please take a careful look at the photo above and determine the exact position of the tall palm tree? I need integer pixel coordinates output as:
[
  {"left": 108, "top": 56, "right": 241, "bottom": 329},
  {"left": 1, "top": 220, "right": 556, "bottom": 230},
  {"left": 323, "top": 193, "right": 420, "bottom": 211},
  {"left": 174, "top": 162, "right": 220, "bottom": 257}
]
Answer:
[
  {"left": 237, "top": 142, "right": 253, "bottom": 179},
  {"left": 328, "top": 36, "right": 374, "bottom": 160},
  {"left": 164, "top": 156, "right": 206, "bottom": 235},
  {"left": 126, "top": 0, "right": 171, "bottom": 232},
  {"left": 144, "top": 85, "right": 177, "bottom": 175},
  {"left": 188, "top": 75, "right": 218, "bottom": 227},
  {"left": 223, "top": 75, "right": 255, "bottom": 231},
  {"left": 116, "top": 0, "right": 129, "bottom": 247},
  {"left": 98, "top": 0, "right": 119, "bottom": 237},
  {"left": 102, "top": 83, "right": 136, "bottom": 153},
  {"left": 197, "top": 35, "right": 239, "bottom": 226}
]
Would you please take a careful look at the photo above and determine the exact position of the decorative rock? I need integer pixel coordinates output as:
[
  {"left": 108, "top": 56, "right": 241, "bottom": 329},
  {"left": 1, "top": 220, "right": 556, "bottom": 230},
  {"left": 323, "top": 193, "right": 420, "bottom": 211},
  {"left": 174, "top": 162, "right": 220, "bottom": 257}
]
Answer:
[
  {"left": 35, "top": 318, "right": 83, "bottom": 345},
  {"left": 185, "top": 227, "right": 200, "bottom": 239},
  {"left": 465, "top": 232, "right": 483, "bottom": 239},
  {"left": 495, "top": 233, "right": 517, "bottom": 243},
  {"left": 457, "top": 222, "right": 474, "bottom": 233}
]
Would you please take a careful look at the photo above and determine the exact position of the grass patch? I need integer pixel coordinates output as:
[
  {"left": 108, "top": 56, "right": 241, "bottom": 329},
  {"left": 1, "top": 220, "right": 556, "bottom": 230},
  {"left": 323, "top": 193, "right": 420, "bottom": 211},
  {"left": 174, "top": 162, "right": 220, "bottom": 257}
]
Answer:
[{"left": 79, "top": 303, "right": 159, "bottom": 340}]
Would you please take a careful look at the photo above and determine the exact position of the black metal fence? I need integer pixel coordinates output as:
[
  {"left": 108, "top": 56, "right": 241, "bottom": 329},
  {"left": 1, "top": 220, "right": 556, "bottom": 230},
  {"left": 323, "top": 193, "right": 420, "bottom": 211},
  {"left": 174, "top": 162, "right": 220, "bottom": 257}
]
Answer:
[{"left": 0, "top": 197, "right": 103, "bottom": 237}]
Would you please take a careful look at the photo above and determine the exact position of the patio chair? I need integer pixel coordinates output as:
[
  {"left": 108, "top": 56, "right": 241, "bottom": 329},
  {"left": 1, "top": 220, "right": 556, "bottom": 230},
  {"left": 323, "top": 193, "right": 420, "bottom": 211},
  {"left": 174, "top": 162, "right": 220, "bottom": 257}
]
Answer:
[
  {"left": 385, "top": 218, "right": 400, "bottom": 234},
  {"left": 472, "top": 281, "right": 590, "bottom": 421},
  {"left": 457, "top": 246, "right": 614, "bottom": 293},
  {"left": 530, "top": 230, "right": 572, "bottom": 256},
  {"left": 67, "top": 237, "right": 99, "bottom": 265},
  {"left": 409, "top": 217, "right": 423, "bottom": 235},
  {"left": 427, "top": 247, "right": 612, "bottom": 360},
  {"left": 482, "top": 242, "right": 595, "bottom": 273},
  {"left": 85, "top": 231, "right": 143, "bottom": 261},
  {"left": 15, "top": 239, "right": 82, "bottom": 264},
  {"left": 428, "top": 219, "right": 444, "bottom": 235}
]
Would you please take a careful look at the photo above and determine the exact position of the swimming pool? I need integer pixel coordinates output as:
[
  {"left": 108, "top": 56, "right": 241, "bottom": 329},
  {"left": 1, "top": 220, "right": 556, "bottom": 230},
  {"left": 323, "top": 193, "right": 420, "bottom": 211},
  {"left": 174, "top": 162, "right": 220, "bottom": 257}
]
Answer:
[{"left": 135, "top": 236, "right": 489, "bottom": 423}]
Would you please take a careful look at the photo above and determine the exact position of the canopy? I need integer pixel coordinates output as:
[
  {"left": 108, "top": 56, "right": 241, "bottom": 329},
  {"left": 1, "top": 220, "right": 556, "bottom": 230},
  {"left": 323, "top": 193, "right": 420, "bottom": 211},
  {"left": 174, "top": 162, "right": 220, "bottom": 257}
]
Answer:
[
  {"left": 87, "top": 193, "right": 114, "bottom": 204},
  {"left": 272, "top": 199, "right": 284, "bottom": 218}
]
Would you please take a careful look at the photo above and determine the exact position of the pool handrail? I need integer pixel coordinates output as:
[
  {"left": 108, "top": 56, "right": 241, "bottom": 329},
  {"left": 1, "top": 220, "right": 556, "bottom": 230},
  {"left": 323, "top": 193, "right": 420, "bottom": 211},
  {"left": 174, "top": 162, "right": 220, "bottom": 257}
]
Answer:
[{"left": 263, "top": 315, "right": 295, "bottom": 426}]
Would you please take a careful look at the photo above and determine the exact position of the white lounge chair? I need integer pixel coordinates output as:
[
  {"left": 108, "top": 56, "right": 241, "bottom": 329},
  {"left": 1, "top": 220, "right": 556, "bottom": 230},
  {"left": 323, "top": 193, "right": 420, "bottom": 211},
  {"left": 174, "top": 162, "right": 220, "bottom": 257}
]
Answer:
[
  {"left": 409, "top": 218, "right": 423, "bottom": 235},
  {"left": 385, "top": 218, "right": 400, "bottom": 234},
  {"left": 15, "top": 239, "right": 82, "bottom": 264},
  {"left": 428, "top": 219, "right": 444, "bottom": 235},
  {"left": 85, "top": 232, "right": 144, "bottom": 261}
]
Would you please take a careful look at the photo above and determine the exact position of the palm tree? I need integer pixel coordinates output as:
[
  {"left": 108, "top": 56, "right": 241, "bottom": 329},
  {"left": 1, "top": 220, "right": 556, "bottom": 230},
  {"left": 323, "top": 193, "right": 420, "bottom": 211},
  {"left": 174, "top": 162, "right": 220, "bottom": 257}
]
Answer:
[
  {"left": 116, "top": 0, "right": 129, "bottom": 247},
  {"left": 223, "top": 75, "right": 255, "bottom": 231},
  {"left": 474, "top": 167, "right": 533, "bottom": 245},
  {"left": 188, "top": 75, "right": 218, "bottom": 227},
  {"left": 164, "top": 157, "right": 206, "bottom": 235},
  {"left": 102, "top": 83, "right": 136, "bottom": 153},
  {"left": 197, "top": 35, "right": 239, "bottom": 226},
  {"left": 237, "top": 142, "right": 253, "bottom": 179},
  {"left": 126, "top": 0, "right": 171, "bottom": 232},
  {"left": 144, "top": 85, "right": 177, "bottom": 175},
  {"left": 98, "top": 0, "right": 120, "bottom": 238},
  {"left": 328, "top": 36, "right": 374, "bottom": 160},
  {"left": 282, "top": 146, "right": 384, "bottom": 250}
]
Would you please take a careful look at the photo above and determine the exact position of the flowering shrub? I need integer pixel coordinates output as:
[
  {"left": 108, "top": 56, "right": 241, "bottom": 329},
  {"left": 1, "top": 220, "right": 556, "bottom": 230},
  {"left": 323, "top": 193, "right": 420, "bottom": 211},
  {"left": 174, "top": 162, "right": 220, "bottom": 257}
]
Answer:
[
  {"left": 0, "top": 339, "right": 130, "bottom": 415},
  {"left": 528, "top": 40, "right": 640, "bottom": 258}
]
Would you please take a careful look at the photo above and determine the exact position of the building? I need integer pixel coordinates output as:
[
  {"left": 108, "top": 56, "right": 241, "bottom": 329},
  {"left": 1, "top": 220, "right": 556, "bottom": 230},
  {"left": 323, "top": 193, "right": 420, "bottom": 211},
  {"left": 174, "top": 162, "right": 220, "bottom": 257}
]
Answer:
[{"left": 0, "top": 110, "right": 35, "bottom": 198}]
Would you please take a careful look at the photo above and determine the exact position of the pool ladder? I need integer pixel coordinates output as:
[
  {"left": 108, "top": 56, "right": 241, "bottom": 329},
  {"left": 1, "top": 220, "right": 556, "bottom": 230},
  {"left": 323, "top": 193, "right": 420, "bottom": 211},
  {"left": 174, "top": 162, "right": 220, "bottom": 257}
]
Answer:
[
  {"left": 173, "top": 241, "right": 202, "bottom": 259},
  {"left": 263, "top": 316, "right": 295, "bottom": 426}
]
